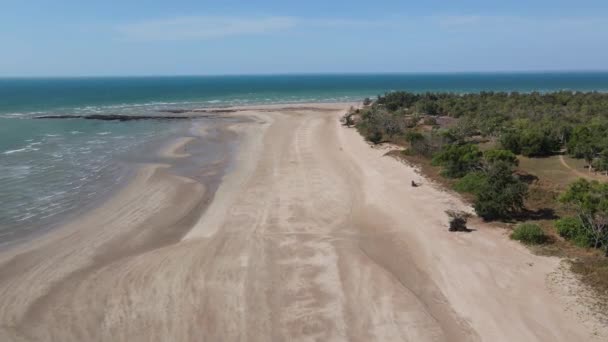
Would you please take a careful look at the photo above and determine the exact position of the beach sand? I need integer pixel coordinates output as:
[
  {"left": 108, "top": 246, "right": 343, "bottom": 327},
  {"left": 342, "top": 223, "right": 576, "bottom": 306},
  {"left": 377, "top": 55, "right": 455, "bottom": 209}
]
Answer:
[{"left": 0, "top": 103, "right": 604, "bottom": 341}]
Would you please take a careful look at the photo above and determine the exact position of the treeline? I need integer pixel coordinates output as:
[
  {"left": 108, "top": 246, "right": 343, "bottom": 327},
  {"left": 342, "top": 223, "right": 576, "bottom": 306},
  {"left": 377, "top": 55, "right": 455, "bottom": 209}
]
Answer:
[
  {"left": 352, "top": 91, "right": 608, "bottom": 255},
  {"left": 358, "top": 91, "right": 608, "bottom": 169}
]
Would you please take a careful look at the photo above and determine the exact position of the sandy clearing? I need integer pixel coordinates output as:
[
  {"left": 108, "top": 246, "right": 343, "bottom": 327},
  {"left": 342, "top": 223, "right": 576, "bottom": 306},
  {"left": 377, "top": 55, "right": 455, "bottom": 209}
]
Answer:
[{"left": 0, "top": 102, "right": 603, "bottom": 341}]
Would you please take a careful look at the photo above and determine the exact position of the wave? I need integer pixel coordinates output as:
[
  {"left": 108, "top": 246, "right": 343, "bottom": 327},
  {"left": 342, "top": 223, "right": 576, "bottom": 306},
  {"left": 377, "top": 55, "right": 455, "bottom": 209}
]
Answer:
[
  {"left": 2, "top": 96, "right": 366, "bottom": 119},
  {"left": 2, "top": 147, "right": 40, "bottom": 155}
]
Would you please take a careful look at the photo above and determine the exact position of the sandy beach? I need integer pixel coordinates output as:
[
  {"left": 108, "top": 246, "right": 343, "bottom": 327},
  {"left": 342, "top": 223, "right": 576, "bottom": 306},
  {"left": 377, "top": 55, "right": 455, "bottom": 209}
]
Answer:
[{"left": 0, "top": 103, "right": 604, "bottom": 341}]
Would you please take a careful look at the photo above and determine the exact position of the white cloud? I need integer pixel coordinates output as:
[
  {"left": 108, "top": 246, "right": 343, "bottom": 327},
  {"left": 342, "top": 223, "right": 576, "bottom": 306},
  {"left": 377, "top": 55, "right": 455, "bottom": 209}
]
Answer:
[{"left": 117, "top": 16, "right": 297, "bottom": 41}]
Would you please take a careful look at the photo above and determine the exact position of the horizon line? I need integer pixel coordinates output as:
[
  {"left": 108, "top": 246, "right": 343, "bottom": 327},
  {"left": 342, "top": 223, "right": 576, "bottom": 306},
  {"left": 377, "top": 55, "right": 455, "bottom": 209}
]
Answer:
[{"left": 2, "top": 69, "right": 608, "bottom": 79}]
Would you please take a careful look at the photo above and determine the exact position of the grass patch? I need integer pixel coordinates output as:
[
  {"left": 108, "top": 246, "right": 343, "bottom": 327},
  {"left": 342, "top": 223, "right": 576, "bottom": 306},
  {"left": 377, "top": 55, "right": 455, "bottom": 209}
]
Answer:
[
  {"left": 571, "top": 257, "right": 608, "bottom": 298},
  {"left": 511, "top": 223, "right": 548, "bottom": 245},
  {"left": 518, "top": 155, "right": 608, "bottom": 188}
]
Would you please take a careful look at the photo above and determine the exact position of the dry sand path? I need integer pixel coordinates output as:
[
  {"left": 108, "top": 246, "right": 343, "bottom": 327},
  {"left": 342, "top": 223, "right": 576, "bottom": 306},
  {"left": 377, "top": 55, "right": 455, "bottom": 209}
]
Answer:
[{"left": 0, "top": 104, "right": 602, "bottom": 341}]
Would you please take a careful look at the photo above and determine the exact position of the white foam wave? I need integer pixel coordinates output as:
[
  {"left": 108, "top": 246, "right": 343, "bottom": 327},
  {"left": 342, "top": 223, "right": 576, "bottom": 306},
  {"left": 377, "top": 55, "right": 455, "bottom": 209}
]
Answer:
[{"left": 2, "top": 147, "right": 40, "bottom": 155}]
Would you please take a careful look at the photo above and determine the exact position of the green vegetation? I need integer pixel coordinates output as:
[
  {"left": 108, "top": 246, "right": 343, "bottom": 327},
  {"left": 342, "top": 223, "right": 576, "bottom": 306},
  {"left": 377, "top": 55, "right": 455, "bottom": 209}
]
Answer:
[
  {"left": 453, "top": 172, "right": 487, "bottom": 195},
  {"left": 432, "top": 144, "right": 481, "bottom": 178},
  {"left": 354, "top": 90, "right": 608, "bottom": 244},
  {"left": 351, "top": 89, "right": 608, "bottom": 300},
  {"left": 482, "top": 149, "right": 518, "bottom": 167},
  {"left": 511, "top": 223, "right": 548, "bottom": 245},
  {"left": 474, "top": 161, "right": 528, "bottom": 220},
  {"left": 559, "top": 179, "right": 608, "bottom": 256},
  {"left": 357, "top": 91, "right": 608, "bottom": 171},
  {"left": 555, "top": 217, "right": 592, "bottom": 248}
]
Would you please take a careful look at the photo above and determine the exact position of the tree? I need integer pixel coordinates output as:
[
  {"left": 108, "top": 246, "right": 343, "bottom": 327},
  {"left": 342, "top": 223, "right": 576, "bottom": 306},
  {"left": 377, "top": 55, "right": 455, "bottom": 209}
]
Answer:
[
  {"left": 381, "top": 113, "right": 405, "bottom": 140},
  {"left": 518, "top": 128, "right": 560, "bottom": 157},
  {"left": 432, "top": 144, "right": 482, "bottom": 178},
  {"left": 559, "top": 179, "right": 608, "bottom": 256},
  {"left": 415, "top": 99, "right": 439, "bottom": 115},
  {"left": 500, "top": 129, "right": 522, "bottom": 154},
  {"left": 567, "top": 126, "right": 592, "bottom": 156},
  {"left": 567, "top": 126, "right": 598, "bottom": 170},
  {"left": 473, "top": 161, "right": 528, "bottom": 220}
]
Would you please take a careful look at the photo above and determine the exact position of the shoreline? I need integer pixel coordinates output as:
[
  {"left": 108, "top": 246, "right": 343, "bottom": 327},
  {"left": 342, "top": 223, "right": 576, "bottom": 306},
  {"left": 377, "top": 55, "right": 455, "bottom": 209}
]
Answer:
[
  {"left": 0, "top": 102, "right": 605, "bottom": 341},
  {"left": 0, "top": 117, "right": 233, "bottom": 253}
]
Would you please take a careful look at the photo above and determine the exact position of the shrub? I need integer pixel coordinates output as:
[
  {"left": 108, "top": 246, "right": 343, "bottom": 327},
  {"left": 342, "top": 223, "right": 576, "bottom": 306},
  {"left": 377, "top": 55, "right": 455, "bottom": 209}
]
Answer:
[
  {"left": 367, "top": 130, "right": 383, "bottom": 144},
  {"left": 446, "top": 210, "right": 472, "bottom": 232},
  {"left": 500, "top": 127, "right": 560, "bottom": 157},
  {"left": 404, "top": 131, "right": 425, "bottom": 143},
  {"left": 555, "top": 217, "right": 593, "bottom": 248},
  {"left": 483, "top": 149, "right": 519, "bottom": 167},
  {"left": 453, "top": 172, "right": 488, "bottom": 195},
  {"left": 511, "top": 223, "right": 547, "bottom": 245},
  {"left": 560, "top": 179, "right": 608, "bottom": 256},
  {"left": 555, "top": 216, "right": 582, "bottom": 239},
  {"left": 342, "top": 112, "right": 355, "bottom": 127}
]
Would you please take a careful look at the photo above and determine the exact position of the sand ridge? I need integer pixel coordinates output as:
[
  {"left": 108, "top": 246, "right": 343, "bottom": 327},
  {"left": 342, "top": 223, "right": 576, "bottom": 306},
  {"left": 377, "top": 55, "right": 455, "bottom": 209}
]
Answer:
[{"left": 0, "top": 102, "right": 603, "bottom": 341}]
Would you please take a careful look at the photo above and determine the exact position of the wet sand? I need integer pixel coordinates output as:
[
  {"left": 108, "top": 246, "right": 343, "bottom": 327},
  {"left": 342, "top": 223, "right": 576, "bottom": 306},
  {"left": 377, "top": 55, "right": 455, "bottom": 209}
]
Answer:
[{"left": 0, "top": 103, "right": 604, "bottom": 341}]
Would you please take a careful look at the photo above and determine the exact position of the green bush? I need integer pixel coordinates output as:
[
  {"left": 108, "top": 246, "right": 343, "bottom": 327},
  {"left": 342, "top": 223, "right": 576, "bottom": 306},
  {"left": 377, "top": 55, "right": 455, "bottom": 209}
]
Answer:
[
  {"left": 511, "top": 223, "right": 547, "bottom": 245},
  {"left": 473, "top": 161, "right": 528, "bottom": 220},
  {"left": 404, "top": 131, "right": 425, "bottom": 143},
  {"left": 483, "top": 149, "right": 519, "bottom": 167},
  {"left": 453, "top": 172, "right": 488, "bottom": 195},
  {"left": 432, "top": 144, "right": 482, "bottom": 178},
  {"left": 555, "top": 217, "right": 593, "bottom": 248},
  {"left": 367, "top": 130, "right": 383, "bottom": 144},
  {"left": 560, "top": 179, "right": 608, "bottom": 255},
  {"left": 555, "top": 217, "right": 582, "bottom": 239}
]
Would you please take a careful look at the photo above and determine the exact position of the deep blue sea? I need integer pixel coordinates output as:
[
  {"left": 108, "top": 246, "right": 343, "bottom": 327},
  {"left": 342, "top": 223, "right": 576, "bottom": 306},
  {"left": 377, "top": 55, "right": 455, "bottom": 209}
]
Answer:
[{"left": 1, "top": 72, "right": 608, "bottom": 244}]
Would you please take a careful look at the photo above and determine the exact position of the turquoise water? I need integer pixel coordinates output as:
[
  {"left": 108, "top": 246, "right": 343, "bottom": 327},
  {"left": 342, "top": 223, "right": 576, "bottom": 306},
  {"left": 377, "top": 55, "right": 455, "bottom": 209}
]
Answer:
[
  {"left": 2, "top": 73, "right": 608, "bottom": 116},
  {"left": 0, "top": 117, "right": 186, "bottom": 244},
  {"left": 1, "top": 72, "right": 608, "bottom": 244}
]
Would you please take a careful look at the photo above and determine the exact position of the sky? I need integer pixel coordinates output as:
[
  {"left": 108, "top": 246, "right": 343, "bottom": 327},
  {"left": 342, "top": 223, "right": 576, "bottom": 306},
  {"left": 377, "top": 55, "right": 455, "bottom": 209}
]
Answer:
[{"left": 1, "top": 0, "right": 607, "bottom": 76}]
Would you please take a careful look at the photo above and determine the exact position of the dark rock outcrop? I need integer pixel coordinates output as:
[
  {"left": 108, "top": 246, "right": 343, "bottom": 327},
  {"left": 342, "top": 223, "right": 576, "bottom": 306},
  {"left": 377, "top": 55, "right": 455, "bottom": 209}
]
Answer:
[
  {"left": 35, "top": 114, "right": 193, "bottom": 121},
  {"left": 158, "top": 109, "right": 237, "bottom": 114}
]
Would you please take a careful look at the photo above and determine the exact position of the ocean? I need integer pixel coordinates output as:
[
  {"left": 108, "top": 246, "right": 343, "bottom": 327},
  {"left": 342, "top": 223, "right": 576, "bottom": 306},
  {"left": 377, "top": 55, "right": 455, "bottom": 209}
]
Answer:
[{"left": 2, "top": 72, "right": 608, "bottom": 244}]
